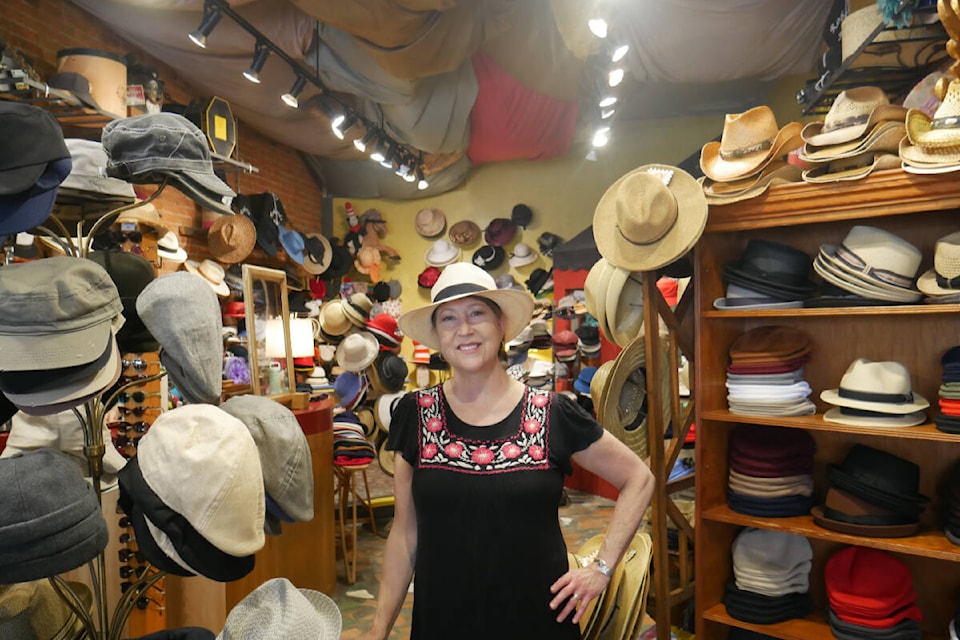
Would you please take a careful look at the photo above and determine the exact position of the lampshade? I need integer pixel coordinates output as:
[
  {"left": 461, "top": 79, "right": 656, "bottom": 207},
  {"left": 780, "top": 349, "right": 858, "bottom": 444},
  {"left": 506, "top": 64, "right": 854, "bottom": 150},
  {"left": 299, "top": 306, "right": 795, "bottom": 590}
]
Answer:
[
  {"left": 289, "top": 318, "right": 315, "bottom": 358},
  {"left": 264, "top": 317, "right": 288, "bottom": 359}
]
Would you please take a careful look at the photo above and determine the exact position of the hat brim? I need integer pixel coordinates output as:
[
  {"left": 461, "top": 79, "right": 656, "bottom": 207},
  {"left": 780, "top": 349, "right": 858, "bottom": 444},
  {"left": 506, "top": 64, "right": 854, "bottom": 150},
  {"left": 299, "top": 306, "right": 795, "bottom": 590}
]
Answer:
[
  {"left": 917, "top": 268, "right": 960, "bottom": 296},
  {"left": 820, "top": 387, "right": 929, "bottom": 414},
  {"left": 713, "top": 297, "right": 804, "bottom": 310},
  {"left": 601, "top": 334, "right": 648, "bottom": 450},
  {"left": 800, "top": 121, "right": 905, "bottom": 162},
  {"left": 301, "top": 233, "right": 333, "bottom": 275},
  {"left": 425, "top": 247, "right": 462, "bottom": 267},
  {"left": 604, "top": 265, "right": 644, "bottom": 349},
  {"left": 802, "top": 153, "right": 900, "bottom": 183},
  {"left": 801, "top": 105, "right": 907, "bottom": 147},
  {"left": 594, "top": 164, "right": 708, "bottom": 272},
  {"left": 815, "top": 248, "right": 920, "bottom": 298},
  {"left": 584, "top": 259, "right": 616, "bottom": 345},
  {"left": 169, "top": 171, "right": 234, "bottom": 216},
  {"left": 898, "top": 133, "right": 960, "bottom": 167},
  {"left": 811, "top": 505, "right": 920, "bottom": 538},
  {"left": 813, "top": 254, "right": 920, "bottom": 303},
  {"left": 0, "top": 315, "right": 114, "bottom": 371},
  {"left": 699, "top": 122, "right": 803, "bottom": 182},
  {"left": 397, "top": 288, "right": 534, "bottom": 352},
  {"left": 906, "top": 107, "right": 960, "bottom": 148}
]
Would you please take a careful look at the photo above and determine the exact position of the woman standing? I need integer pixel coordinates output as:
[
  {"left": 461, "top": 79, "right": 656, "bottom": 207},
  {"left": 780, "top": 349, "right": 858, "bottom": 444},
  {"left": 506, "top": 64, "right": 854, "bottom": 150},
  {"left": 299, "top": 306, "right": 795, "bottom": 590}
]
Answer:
[{"left": 352, "top": 262, "right": 654, "bottom": 639}]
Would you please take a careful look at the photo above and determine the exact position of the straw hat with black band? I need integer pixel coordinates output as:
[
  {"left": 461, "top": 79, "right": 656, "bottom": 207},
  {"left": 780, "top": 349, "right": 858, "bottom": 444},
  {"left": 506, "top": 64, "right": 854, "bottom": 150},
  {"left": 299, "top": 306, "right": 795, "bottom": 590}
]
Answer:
[
  {"left": 397, "top": 262, "right": 534, "bottom": 352},
  {"left": 593, "top": 164, "right": 707, "bottom": 273},
  {"left": 700, "top": 106, "right": 803, "bottom": 182}
]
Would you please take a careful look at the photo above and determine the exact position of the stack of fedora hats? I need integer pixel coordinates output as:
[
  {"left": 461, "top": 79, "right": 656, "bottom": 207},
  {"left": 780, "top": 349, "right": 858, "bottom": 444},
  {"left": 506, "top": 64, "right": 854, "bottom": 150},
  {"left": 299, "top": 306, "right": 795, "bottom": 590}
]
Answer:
[
  {"left": 824, "top": 546, "right": 923, "bottom": 638},
  {"left": 726, "top": 326, "right": 816, "bottom": 417},
  {"left": 722, "top": 528, "right": 813, "bottom": 625},
  {"left": 818, "top": 445, "right": 928, "bottom": 538},
  {"left": 726, "top": 425, "right": 816, "bottom": 518},
  {"left": 799, "top": 86, "right": 906, "bottom": 183},
  {"left": 901, "top": 79, "right": 960, "bottom": 175},
  {"left": 918, "top": 231, "right": 960, "bottom": 304},
  {"left": 582, "top": 257, "right": 647, "bottom": 348},
  {"left": 814, "top": 225, "right": 922, "bottom": 305},
  {"left": 940, "top": 460, "right": 960, "bottom": 546},
  {"left": 820, "top": 359, "right": 929, "bottom": 427},
  {"left": 0, "top": 257, "right": 123, "bottom": 416},
  {"left": 812, "top": 445, "right": 925, "bottom": 539},
  {"left": 332, "top": 411, "right": 376, "bottom": 466},
  {"left": 717, "top": 239, "right": 817, "bottom": 309},
  {"left": 936, "top": 346, "right": 960, "bottom": 434},
  {"left": 699, "top": 106, "right": 803, "bottom": 205}
]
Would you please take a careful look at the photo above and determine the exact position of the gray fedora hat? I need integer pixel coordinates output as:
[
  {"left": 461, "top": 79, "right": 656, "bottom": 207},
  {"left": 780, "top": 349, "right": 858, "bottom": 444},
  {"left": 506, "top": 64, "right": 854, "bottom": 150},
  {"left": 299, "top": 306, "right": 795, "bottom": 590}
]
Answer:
[{"left": 217, "top": 577, "right": 341, "bottom": 639}]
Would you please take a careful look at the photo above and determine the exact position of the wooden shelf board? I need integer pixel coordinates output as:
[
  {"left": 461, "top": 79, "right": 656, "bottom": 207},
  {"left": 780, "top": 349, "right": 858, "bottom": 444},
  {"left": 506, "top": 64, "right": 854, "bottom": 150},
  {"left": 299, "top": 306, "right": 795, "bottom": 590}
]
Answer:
[
  {"left": 701, "top": 504, "right": 960, "bottom": 562},
  {"left": 703, "top": 604, "right": 832, "bottom": 640},
  {"left": 666, "top": 473, "right": 696, "bottom": 494},
  {"left": 700, "top": 410, "right": 958, "bottom": 442},
  {"left": 703, "top": 303, "right": 960, "bottom": 318},
  {"left": 703, "top": 169, "right": 960, "bottom": 233}
]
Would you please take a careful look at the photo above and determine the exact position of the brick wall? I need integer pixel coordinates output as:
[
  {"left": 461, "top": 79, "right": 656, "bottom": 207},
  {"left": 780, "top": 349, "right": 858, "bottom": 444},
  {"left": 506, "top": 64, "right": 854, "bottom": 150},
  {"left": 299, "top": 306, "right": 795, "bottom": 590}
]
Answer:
[{"left": 2, "top": 0, "right": 324, "bottom": 272}]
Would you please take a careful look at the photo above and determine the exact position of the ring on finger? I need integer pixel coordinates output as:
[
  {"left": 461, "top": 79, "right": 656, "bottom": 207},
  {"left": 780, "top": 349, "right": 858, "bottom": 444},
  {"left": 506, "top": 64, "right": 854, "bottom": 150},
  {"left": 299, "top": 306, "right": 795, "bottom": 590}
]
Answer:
[{"left": 572, "top": 593, "right": 580, "bottom": 601}]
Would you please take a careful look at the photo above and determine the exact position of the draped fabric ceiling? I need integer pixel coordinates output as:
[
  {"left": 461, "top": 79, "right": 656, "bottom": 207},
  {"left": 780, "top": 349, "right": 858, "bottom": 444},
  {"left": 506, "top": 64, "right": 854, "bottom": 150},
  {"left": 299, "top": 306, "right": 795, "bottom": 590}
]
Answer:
[{"left": 69, "top": 0, "right": 833, "bottom": 197}]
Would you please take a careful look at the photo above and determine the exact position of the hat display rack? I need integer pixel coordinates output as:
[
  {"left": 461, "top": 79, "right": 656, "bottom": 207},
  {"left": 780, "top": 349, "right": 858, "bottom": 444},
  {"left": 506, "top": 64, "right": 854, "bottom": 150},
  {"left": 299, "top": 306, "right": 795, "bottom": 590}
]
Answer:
[{"left": 24, "top": 184, "right": 171, "bottom": 640}]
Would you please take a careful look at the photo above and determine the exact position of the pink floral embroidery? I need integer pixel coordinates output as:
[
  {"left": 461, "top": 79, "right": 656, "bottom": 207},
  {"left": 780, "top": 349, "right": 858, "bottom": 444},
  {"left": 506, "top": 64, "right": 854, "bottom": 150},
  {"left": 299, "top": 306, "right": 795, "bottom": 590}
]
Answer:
[
  {"left": 471, "top": 447, "right": 494, "bottom": 465},
  {"left": 444, "top": 442, "right": 463, "bottom": 458},
  {"left": 532, "top": 394, "right": 548, "bottom": 408},
  {"left": 426, "top": 417, "right": 442, "bottom": 432},
  {"left": 523, "top": 419, "right": 541, "bottom": 434},
  {"left": 529, "top": 445, "right": 544, "bottom": 461},
  {"left": 423, "top": 443, "right": 438, "bottom": 459},
  {"left": 418, "top": 395, "right": 435, "bottom": 408},
  {"left": 502, "top": 443, "right": 522, "bottom": 459}
]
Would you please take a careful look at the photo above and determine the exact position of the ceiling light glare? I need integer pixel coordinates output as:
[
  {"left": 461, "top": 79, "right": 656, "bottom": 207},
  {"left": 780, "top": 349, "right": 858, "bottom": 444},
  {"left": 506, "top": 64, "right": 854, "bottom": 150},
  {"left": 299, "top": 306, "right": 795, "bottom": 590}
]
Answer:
[
  {"left": 188, "top": 4, "right": 222, "bottom": 48},
  {"left": 242, "top": 44, "right": 269, "bottom": 84},
  {"left": 601, "top": 108, "right": 616, "bottom": 119},
  {"left": 370, "top": 140, "right": 387, "bottom": 162},
  {"left": 611, "top": 44, "right": 630, "bottom": 63},
  {"left": 417, "top": 168, "right": 429, "bottom": 191},
  {"left": 355, "top": 130, "right": 377, "bottom": 153},
  {"left": 592, "top": 127, "right": 610, "bottom": 148},
  {"left": 588, "top": 18, "right": 608, "bottom": 39},
  {"left": 608, "top": 68, "right": 624, "bottom": 88},
  {"left": 598, "top": 96, "right": 618, "bottom": 108}
]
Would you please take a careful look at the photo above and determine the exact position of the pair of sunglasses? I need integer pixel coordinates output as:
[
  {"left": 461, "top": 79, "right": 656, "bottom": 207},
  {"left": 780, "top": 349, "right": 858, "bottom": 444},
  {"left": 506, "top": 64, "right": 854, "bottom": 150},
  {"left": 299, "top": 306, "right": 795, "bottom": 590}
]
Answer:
[
  {"left": 116, "top": 434, "right": 142, "bottom": 449},
  {"left": 122, "top": 357, "right": 153, "bottom": 372},
  {"left": 123, "top": 421, "right": 150, "bottom": 434},
  {"left": 119, "top": 405, "right": 156, "bottom": 418},
  {"left": 118, "top": 390, "right": 160, "bottom": 404}
]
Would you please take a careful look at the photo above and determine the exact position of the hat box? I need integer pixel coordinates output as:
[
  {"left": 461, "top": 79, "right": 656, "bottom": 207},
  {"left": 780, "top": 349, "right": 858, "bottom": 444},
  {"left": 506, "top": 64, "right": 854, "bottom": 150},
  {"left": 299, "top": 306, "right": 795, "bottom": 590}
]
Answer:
[
  {"left": 56, "top": 48, "right": 127, "bottom": 118},
  {"left": 183, "top": 96, "right": 237, "bottom": 158}
]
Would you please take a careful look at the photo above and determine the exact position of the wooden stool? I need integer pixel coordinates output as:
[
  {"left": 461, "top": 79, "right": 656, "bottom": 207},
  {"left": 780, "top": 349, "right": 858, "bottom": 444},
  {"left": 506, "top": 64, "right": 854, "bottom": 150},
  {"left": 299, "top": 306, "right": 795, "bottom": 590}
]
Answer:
[{"left": 333, "top": 462, "right": 377, "bottom": 584}]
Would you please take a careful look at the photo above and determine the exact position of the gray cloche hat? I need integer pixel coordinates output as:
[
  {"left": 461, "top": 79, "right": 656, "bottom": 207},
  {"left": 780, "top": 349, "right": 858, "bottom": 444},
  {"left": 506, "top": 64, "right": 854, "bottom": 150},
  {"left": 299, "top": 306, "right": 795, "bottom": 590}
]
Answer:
[
  {"left": 221, "top": 395, "right": 315, "bottom": 536},
  {"left": 136, "top": 272, "right": 223, "bottom": 404},
  {"left": 217, "top": 578, "right": 341, "bottom": 640}
]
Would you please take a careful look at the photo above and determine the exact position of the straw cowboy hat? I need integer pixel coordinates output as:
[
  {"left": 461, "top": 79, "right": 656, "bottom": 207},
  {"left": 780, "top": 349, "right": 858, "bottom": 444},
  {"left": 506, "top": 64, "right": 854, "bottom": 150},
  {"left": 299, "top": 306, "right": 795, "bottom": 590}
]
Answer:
[
  {"left": 801, "top": 152, "right": 901, "bottom": 183},
  {"left": 700, "top": 106, "right": 803, "bottom": 182},
  {"left": 397, "top": 262, "right": 534, "bottom": 351},
  {"left": 800, "top": 120, "right": 906, "bottom": 163},
  {"left": 700, "top": 161, "right": 804, "bottom": 206},
  {"left": 593, "top": 164, "right": 707, "bottom": 272},
  {"left": 208, "top": 213, "right": 257, "bottom": 264},
  {"left": 800, "top": 86, "right": 907, "bottom": 147},
  {"left": 905, "top": 79, "right": 960, "bottom": 149},
  {"left": 604, "top": 533, "right": 654, "bottom": 640},
  {"left": 574, "top": 534, "right": 629, "bottom": 639}
]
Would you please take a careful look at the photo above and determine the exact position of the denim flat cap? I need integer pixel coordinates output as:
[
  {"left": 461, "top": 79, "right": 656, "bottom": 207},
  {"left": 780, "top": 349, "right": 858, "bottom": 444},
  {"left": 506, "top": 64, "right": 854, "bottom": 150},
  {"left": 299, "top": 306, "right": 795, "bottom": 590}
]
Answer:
[
  {"left": 136, "top": 272, "right": 223, "bottom": 405},
  {"left": 103, "top": 113, "right": 235, "bottom": 215},
  {"left": 0, "top": 449, "right": 108, "bottom": 583},
  {"left": 221, "top": 395, "right": 315, "bottom": 536}
]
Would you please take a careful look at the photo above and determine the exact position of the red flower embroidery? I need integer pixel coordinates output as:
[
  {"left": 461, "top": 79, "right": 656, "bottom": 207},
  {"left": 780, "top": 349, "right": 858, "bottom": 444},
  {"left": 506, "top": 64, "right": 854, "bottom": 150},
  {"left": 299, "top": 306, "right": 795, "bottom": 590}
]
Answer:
[
  {"left": 418, "top": 395, "right": 434, "bottom": 408},
  {"left": 502, "top": 443, "right": 522, "bottom": 459},
  {"left": 523, "top": 419, "right": 541, "bottom": 434},
  {"left": 529, "top": 445, "right": 544, "bottom": 461},
  {"left": 532, "top": 394, "right": 548, "bottom": 408},
  {"left": 426, "top": 417, "right": 442, "bottom": 432},
  {"left": 472, "top": 447, "right": 494, "bottom": 465},
  {"left": 423, "top": 443, "right": 438, "bottom": 459},
  {"left": 444, "top": 443, "right": 463, "bottom": 458}
]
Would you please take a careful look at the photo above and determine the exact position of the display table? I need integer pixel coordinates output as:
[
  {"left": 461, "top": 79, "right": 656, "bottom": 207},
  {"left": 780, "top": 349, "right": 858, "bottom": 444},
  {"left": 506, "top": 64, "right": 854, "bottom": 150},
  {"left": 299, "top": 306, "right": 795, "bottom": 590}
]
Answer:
[{"left": 165, "top": 399, "right": 335, "bottom": 629}]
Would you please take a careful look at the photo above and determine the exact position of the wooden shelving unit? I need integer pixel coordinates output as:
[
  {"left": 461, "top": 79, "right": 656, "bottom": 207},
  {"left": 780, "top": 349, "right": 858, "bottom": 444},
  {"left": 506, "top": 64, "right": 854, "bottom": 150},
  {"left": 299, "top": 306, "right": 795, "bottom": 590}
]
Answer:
[{"left": 693, "top": 168, "right": 960, "bottom": 639}]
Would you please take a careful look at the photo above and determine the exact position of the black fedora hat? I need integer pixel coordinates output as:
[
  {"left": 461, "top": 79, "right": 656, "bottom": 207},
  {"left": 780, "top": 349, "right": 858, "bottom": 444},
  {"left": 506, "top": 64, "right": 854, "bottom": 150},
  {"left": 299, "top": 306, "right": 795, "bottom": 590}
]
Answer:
[
  {"left": 525, "top": 267, "right": 552, "bottom": 296},
  {"left": 472, "top": 245, "right": 505, "bottom": 271},
  {"left": 827, "top": 444, "right": 929, "bottom": 516},
  {"left": 725, "top": 239, "right": 817, "bottom": 293},
  {"left": 374, "top": 352, "right": 408, "bottom": 393}
]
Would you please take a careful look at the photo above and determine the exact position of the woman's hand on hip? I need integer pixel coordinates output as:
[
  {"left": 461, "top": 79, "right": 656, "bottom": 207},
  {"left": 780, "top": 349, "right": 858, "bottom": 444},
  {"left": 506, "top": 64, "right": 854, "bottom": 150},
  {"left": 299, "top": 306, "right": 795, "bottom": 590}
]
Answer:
[{"left": 549, "top": 565, "right": 611, "bottom": 624}]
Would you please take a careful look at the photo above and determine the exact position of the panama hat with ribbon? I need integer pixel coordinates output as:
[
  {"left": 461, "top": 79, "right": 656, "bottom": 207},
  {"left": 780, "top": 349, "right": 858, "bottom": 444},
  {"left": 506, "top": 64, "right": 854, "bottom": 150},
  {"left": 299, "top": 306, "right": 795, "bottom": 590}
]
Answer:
[
  {"left": 593, "top": 164, "right": 707, "bottom": 272},
  {"left": 918, "top": 231, "right": 960, "bottom": 296},
  {"left": 820, "top": 358, "right": 929, "bottom": 415},
  {"left": 801, "top": 86, "right": 908, "bottom": 147},
  {"left": 397, "top": 262, "right": 534, "bottom": 351},
  {"left": 700, "top": 106, "right": 803, "bottom": 182}
]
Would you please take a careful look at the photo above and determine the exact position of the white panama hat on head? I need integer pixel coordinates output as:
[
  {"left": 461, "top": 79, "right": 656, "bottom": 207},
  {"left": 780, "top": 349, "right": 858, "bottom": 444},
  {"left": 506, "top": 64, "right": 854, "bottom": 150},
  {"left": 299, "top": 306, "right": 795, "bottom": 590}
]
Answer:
[{"left": 398, "top": 262, "right": 534, "bottom": 351}]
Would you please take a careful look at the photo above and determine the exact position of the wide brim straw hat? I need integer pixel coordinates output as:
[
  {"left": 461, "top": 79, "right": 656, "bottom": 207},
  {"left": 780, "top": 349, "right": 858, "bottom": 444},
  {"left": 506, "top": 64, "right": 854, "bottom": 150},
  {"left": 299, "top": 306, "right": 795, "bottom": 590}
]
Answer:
[
  {"left": 116, "top": 201, "right": 168, "bottom": 236},
  {"left": 301, "top": 232, "right": 333, "bottom": 275},
  {"left": 899, "top": 131, "right": 960, "bottom": 169},
  {"left": 801, "top": 152, "right": 901, "bottom": 183},
  {"left": 905, "top": 80, "right": 960, "bottom": 148},
  {"left": 700, "top": 162, "right": 804, "bottom": 206},
  {"left": 700, "top": 106, "right": 803, "bottom": 182},
  {"left": 415, "top": 208, "right": 447, "bottom": 238},
  {"left": 397, "top": 262, "right": 534, "bottom": 351},
  {"left": 589, "top": 360, "right": 615, "bottom": 424},
  {"left": 800, "top": 120, "right": 906, "bottom": 163},
  {"left": 448, "top": 219, "right": 481, "bottom": 247},
  {"left": 208, "top": 212, "right": 257, "bottom": 264},
  {"left": 604, "top": 265, "right": 644, "bottom": 348},
  {"left": 593, "top": 164, "right": 707, "bottom": 273},
  {"left": 800, "top": 86, "right": 907, "bottom": 147},
  {"left": 584, "top": 258, "right": 617, "bottom": 345}
]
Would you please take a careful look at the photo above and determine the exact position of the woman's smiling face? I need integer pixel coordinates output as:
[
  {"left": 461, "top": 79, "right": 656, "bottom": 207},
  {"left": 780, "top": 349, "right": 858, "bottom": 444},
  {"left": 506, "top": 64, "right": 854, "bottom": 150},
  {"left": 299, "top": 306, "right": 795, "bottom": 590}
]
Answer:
[{"left": 432, "top": 296, "right": 505, "bottom": 372}]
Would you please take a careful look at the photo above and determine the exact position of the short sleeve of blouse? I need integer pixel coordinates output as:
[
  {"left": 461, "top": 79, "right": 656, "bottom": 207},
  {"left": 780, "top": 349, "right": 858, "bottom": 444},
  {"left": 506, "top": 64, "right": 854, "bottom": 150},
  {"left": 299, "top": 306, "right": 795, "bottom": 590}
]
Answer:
[
  {"left": 386, "top": 392, "right": 419, "bottom": 466},
  {"left": 549, "top": 392, "right": 604, "bottom": 475}
]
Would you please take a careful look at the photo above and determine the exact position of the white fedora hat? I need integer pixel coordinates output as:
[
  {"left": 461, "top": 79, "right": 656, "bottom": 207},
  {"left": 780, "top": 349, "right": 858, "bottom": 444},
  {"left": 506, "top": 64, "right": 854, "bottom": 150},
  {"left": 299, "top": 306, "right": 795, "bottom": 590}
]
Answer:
[
  {"left": 335, "top": 331, "right": 379, "bottom": 373},
  {"left": 917, "top": 230, "right": 960, "bottom": 296},
  {"left": 424, "top": 239, "right": 462, "bottom": 267},
  {"left": 820, "top": 358, "right": 929, "bottom": 415}
]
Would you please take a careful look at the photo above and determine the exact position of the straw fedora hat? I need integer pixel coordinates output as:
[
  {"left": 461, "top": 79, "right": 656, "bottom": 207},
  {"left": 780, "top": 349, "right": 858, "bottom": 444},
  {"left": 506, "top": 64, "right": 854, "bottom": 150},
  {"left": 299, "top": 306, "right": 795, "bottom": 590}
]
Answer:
[
  {"left": 117, "top": 201, "right": 168, "bottom": 236},
  {"left": 917, "top": 230, "right": 960, "bottom": 296},
  {"left": 184, "top": 259, "right": 230, "bottom": 297},
  {"left": 593, "top": 164, "right": 707, "bottom": 272},
  {"left": 820, "top": 358, "right": 929, "bottom": 415},
  {"left": 335, "top": 331, "right": 380, "bottom": 373},
  {"left": 584, "top": 258, "right": 617, "bottom": 345},
  {"left": 800, "top": 86, "right": 907, "bottom": 147},
  {"left": 319, "top": 299, "right": 352, "bottom": 337},
  {"left": 415, "top": 208, "right": 447, "bottom": 238},
  {"left": 700, "top": 106, "right": 803, "bottom": 182},
  {"left": 208, "top": 213, "right": 257, "bottom": 264},
  {"left": 448, "top": 220, "right": 481, "bottom": 247},
  {"left": 301, "top": 232, "right": 333, "bottom": 276},
  {"left": 397, "top": 262, "right": 534, "bottom": 351}
]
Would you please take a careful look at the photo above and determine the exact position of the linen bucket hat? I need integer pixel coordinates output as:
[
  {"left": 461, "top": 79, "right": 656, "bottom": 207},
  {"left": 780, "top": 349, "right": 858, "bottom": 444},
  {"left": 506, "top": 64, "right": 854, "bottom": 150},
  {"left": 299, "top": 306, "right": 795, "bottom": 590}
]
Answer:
[
  {"left": 398, "top": 262, "right": 535, "bottom": 351},
  {"left": 593, "top": 164, "right": 707, "bottom": 272},
  {"left": 102, "top": 112, "right": 235, "bottom": 215},
  {"left": 700, "top": 106, "right": 803, "bottom": 182},
  {"left": 217, "top": 577, "right": 341, "bottom": 640}
]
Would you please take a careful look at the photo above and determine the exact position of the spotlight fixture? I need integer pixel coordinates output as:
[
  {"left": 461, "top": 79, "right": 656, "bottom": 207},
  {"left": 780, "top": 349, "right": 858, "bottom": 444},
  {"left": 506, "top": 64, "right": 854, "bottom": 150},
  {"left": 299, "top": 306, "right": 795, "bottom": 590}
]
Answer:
[
  {"left": 370, "top": 138, "right": 387, "bottom": 163},
  {"left": 611, "top": 44, "right": 630, "bottom": 63},
  {"left": 332, "top": 112, "right": 358, "bottom": 140},
  {"left": 378, "top": 141, "right": 399, "bottom": 168},
  {"left": 599, "top": 96, "right": 618, "bottom": 108},
  {"left": 588, "top": 18, "right": 608, "bottom": 39},
  {"left": 608, "top": 68, "right": 624, "bottom": 88},
  {"left": 281, "top": 76, "right": 307, "bottom": 108},
  {"left": 592, "top": 127, "right": 610, "bottom": 148},
  {"left": 354, "top": 129, "right": 378, "bottom": 153},
  {"left": 417, "top": 167, "right": 429, "bottom": 191},
  {"left": 188, "top": 3, "right": 222, "bottom": 49},
  {"left": 243, "top": 42, "right": 269, "bottom": 84}
]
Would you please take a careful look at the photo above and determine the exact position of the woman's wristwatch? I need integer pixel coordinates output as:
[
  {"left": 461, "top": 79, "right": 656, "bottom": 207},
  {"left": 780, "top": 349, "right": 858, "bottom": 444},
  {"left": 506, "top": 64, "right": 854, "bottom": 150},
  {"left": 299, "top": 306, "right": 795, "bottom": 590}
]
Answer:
[{"left": 592, "top": 558, "right": 613, "bottom": 577}]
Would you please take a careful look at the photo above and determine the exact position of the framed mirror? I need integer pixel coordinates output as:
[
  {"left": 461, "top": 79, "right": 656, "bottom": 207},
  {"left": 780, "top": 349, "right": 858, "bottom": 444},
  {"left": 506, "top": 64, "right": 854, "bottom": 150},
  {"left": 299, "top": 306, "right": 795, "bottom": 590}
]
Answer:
[{"left": 242, "top": 265, "right": 294, "bottom": 398}]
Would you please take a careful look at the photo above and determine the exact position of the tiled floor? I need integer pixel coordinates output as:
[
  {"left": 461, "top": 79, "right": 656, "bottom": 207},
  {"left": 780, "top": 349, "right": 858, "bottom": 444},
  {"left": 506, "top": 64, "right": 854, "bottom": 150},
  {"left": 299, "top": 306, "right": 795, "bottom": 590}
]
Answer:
[{"left": 332, "top": 464, "right": 617, "bottom": 639}]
